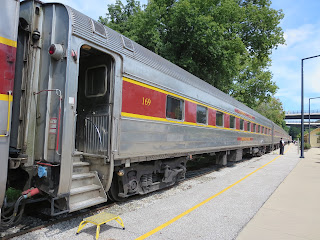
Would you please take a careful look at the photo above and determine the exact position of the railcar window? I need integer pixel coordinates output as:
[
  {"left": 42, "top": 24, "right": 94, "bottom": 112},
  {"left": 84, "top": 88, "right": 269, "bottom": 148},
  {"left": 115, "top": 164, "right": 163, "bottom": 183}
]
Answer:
[
  {"left": 253, "top": 123, "right": 256, "bottom": 132},
  {"left": 262, "top": 127, "right": 264, "bottom": 134},
  {"left": 240, "top": 119, "right": 244, "bottom": 130},
  {"left": 85, "top": 65, "right": 107, "bottom": 97},
  {"left": 196, "top": 105, "right": 207, "bottom": 124},
  {"left": 166, "top": 96, "right": 184, "bottom": 120},
  {"left": 247, "top": 122, "right": 251, "bottom": 131},
  {"left": 257, "top": 125, "right": 260, "bottom": 133},
  {"left": 216, "top": 111, "right": 224, "bottom": 127},
  {"left": 230, "top": 115, "right": 235, "bottom": 128}
]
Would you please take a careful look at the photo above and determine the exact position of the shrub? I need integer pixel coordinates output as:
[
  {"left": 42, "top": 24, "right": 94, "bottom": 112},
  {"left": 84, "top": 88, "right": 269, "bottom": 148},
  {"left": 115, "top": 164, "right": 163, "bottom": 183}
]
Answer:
[
  {"left": 5, "top": 187, "right": 22, "bottom": 202},
  {"left": 304, "top": 143, "right": 311, "bottom": 149}
]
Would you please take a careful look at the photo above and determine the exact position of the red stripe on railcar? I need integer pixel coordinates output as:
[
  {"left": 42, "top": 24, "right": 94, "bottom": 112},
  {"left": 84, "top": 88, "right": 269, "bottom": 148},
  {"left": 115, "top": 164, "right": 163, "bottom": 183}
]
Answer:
[
  {"left": 185, "top": 101, "right": 196, "bottom": 123},
  {"left": 0, "top": 42, "right": 16, "bottom": 95},
  {"left": 208, "top": 109, "right": 216, "bottom": 126},
  {"left": 224, "top": 114, "right": 230, "bottom": 128},
  {"left": 122, "top": 80, "right": 166, "bottom": 118},
  {"left": 236, "top": 117, "right": 240, "bottom": 130}
]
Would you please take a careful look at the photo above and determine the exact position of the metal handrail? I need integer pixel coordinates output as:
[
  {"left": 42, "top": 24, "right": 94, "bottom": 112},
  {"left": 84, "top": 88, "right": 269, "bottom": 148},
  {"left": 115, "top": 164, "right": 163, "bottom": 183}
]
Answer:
[
  {"left": 33, "top": 89, "right": 62, "bottom": 156},
  {"left": 0, "top": 91, "right": 12, "bottom": 137},
  {"left": 286, "top": 110, "right": 320, "bottom": 114},
  {"left": 286, "top": 120, "right": 320, "bottom": 123},
  {"left": 85, "top": 117, "right": 102, "bottom": 152}
]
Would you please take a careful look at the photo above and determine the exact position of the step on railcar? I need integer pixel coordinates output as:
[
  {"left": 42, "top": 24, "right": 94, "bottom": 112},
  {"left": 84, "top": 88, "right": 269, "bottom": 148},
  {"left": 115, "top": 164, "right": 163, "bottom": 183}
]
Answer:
[{"left": 0, "top": 0, "right": 291, "bottom": 224}]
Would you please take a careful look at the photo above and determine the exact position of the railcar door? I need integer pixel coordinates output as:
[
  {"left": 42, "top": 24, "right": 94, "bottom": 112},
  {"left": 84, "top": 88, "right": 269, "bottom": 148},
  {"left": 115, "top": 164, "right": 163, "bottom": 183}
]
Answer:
[{"left": 75, "top": 45, "right": 113, "bottom": 157}]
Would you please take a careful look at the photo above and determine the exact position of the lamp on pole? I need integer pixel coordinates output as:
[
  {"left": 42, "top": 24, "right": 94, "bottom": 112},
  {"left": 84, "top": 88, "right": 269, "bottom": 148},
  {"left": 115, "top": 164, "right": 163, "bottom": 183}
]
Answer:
[
  {"left": 301, "top": 54, "right": 320, "bottom": 158},
  {"left": 308, "top": 97, "right": 320, "bottom": 145}
]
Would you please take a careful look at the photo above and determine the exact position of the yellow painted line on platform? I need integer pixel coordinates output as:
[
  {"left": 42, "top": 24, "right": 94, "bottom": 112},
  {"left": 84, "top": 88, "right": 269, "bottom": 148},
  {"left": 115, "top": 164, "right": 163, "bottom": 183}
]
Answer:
[{"left": 136, "top": 145, "right": 292, "bottom": 240}]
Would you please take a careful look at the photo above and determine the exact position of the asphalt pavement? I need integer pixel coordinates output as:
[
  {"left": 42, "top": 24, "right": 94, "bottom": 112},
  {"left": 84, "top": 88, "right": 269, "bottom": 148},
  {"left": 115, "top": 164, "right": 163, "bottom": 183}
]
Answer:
[{"left": 13, "top": 143, "right": 311, "bottom": 240}]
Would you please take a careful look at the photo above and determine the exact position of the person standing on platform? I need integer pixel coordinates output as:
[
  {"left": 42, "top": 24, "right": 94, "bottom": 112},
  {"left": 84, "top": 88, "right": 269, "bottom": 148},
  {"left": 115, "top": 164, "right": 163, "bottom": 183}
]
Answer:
[{"left": 279, "top": 138, "right": 285, "bottom": 155}]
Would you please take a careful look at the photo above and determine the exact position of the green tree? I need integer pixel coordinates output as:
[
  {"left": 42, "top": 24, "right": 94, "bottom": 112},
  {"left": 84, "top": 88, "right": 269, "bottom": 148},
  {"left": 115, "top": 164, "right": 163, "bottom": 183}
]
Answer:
[
  {"left": 99, "top": 0, "right": 144, "bottom": 39},
  {"left": 281, "top": 120, "right": 289, "bottom": 133},
  {"left": 289, "top": 126, "right": 300, "bottom": 140},
  {"left": 100, "top": 0, "right": 285, "bottom": 108},
  {"left": 253, "top": 97, "right": 285, "bottom": 126}
]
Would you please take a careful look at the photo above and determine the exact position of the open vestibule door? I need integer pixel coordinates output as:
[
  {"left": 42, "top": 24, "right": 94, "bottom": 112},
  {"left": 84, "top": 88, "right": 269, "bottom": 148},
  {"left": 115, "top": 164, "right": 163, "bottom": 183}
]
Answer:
[
  {"left": 76, "top": 45, "right": 113, "bottom": 157},
  {"left": 68, "top": 45, "right": 114, "bottom": 212}
]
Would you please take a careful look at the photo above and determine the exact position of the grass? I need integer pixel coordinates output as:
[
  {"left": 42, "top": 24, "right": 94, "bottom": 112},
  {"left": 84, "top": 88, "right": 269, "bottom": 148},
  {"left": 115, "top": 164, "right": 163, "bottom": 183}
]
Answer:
[{"left": 5, "top": 187, "right": 22, "bottom": 202}]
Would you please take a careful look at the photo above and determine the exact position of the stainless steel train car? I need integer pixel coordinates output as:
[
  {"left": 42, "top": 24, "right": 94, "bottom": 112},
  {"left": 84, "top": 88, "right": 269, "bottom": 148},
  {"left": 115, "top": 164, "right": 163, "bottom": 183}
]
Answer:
[{"left": 0, "top": 0, "right": 290, "bottom": 223}]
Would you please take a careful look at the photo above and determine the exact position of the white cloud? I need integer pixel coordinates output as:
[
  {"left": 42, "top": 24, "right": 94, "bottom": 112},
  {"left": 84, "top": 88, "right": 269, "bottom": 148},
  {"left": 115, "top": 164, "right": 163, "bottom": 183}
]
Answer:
[
  {"left": 282, "top": 24, "right": 315, "bottom": 48},
  {"left": 305, "top": 60, "right": 320, "bottom": 93},
  {"left": 44, "top": 0, "right": 115, "bottom": 20},
  {"left": 271, "top": 21, "right": 320, "bottom": 111},
  {"left": 43, "top": 0, "right": 149, "bottom": 20}
]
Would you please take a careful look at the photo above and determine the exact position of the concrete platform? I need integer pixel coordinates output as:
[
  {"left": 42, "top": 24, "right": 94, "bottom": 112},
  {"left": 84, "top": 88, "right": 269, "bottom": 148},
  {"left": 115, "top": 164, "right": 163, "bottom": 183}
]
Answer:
[
  {"left": 13, "top": 144, "right": 320, "bottom": 240},
  {"left": 237, "top": 147, "right": 320, "bottom": 240}
]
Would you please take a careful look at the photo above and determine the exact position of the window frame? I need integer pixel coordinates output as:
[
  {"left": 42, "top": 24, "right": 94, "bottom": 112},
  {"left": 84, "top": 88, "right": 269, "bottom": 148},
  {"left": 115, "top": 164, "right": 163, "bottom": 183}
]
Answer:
[
  {"left": 247, "top": 122, "right": 251, "bottom": 132},
  {"left": 85, "top": 64, "right": 108, "bottom": 98},
  {"left": 252, "top": 123, "right": 256, "bottom": 132},
  {"left": 216, "top": 111, "right": 224, "bottom": 127},
  {"left": 196, "top": 105, "right": 208, "bottom": 125},
  {"left": 229, "top": 115, "right": 235, "bottom": 129},
  {"left": 240, "top": 119, "right": 244, "bottom": 131},
  {"left": 166, "top": 95, "right": 184, "bottom": 121}
]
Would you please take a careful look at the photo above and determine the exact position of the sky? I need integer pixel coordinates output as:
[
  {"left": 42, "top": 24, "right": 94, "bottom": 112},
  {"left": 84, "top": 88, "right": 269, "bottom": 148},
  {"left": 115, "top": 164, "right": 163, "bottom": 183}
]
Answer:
[{"left": 43, "top": 0, "right": 320, "bottom": 113}]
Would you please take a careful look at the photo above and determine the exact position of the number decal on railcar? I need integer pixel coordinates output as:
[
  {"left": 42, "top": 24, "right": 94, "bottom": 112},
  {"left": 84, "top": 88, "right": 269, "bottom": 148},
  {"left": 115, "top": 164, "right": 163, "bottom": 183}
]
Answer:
[
  {"left": 237, "top": 137, "right": 253, "bottom": 141},
  {"left": 142, "top": 97, "right": 151, "bottom": 106}
]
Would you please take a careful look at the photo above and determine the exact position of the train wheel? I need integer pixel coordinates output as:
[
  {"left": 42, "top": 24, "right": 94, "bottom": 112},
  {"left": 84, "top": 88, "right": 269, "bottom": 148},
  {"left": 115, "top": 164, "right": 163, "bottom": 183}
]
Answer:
[{"left": 107, "top": 174, "right": 126, "bottom": 202}]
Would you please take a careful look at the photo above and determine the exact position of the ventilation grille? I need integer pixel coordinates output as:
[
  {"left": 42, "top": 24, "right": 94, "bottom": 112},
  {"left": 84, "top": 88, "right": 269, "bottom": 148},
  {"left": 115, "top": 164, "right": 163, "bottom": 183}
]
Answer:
[
  {"left": 121, "top": 36, "right": 134, "bottom": 51},
  {"left": 92, "top": 20, "right": 106, "bottom": 37}
]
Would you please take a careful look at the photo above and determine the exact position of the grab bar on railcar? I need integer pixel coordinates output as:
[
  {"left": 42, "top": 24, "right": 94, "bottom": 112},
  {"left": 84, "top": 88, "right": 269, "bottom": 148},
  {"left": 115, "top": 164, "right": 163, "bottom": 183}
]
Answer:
[
  {"left": 0, "top": 91, "right": 12, "bottom": 137},
  {"left": 84, "top": 117, "right": 103, "bottom": 152},
  {"left": 33, "top": 89, "right": 62, "bottom": 156}
]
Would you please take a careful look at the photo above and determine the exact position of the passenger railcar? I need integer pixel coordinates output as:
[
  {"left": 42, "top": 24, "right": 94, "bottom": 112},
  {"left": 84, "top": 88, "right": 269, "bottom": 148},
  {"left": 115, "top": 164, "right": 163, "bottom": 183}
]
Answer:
[
  {"left": 0, "top": 0, "right": 20, "bottom": 218},
  {"left": 0, "top": 0, "right": 290, "bottom": 223}
]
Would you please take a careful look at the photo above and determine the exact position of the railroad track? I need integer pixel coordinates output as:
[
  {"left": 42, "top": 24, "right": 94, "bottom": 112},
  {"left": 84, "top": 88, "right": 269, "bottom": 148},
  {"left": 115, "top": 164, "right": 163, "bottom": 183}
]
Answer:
[
  {"left": 0, "top": 156, "right": 253, "bottom": 239},
  {"left": 0, "top": 201, "right": 116, "bottom": 239}
]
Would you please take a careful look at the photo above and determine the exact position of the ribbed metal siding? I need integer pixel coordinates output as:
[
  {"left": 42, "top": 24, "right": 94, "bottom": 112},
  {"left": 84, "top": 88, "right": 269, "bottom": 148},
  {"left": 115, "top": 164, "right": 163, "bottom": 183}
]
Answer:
[
  {"left": 84, "top": 114, "right": 108, "bottom": 154},
  {"left": 67, "top": 7, "right": 134, "bottom": 58}
]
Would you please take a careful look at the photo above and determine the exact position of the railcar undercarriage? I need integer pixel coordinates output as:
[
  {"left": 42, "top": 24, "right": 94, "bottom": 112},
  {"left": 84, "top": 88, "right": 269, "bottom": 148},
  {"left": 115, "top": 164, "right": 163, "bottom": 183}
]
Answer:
[
  {"left": 107, "top": 144, "right": 278, "bottom": 201},
  {"left": 108, "top": 157, "right": 188, "bottom": 201}
]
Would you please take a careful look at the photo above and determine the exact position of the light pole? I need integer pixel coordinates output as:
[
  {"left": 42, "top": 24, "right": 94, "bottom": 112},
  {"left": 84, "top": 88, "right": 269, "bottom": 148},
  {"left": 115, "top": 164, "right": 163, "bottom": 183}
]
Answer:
[
  {"left": 301, "top": 54, "right": 320, "bottom": 158},
  {"left": 308, "top": 97, "right": 320, "bottom": 145}
]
